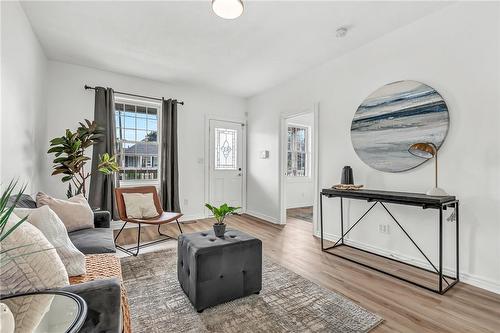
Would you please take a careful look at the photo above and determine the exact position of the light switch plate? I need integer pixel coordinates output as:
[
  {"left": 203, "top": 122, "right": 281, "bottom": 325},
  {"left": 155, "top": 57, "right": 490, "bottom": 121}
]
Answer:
[{"left": 260, "top": 150, "right": 269, "bottom": 159}]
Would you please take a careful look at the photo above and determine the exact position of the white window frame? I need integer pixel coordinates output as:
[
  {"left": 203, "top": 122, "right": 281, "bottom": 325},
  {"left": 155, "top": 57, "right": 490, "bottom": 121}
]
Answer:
[
  {"left": 114, "top": 96, "right": 162, "bottom": 188},
  {"left": 286, "top": 124, "right": 311, "bottom": 179}
]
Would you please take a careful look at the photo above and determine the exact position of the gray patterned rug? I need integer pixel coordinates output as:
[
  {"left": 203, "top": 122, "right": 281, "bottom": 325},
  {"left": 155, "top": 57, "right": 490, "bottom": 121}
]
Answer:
[{"left": 121, "top": 249, "right": 382, "bottom": 333}]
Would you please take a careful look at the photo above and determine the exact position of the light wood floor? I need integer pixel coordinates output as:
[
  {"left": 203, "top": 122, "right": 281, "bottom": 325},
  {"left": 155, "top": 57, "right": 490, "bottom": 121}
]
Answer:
[{"left": 114, "top": 215, "right": 500, "bottom": 333}]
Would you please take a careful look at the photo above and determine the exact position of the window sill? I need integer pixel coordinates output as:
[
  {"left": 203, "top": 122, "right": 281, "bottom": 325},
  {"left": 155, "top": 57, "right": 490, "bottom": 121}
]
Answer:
[{"left": 120, "top": 180, "right": 160, "bottom": 188}]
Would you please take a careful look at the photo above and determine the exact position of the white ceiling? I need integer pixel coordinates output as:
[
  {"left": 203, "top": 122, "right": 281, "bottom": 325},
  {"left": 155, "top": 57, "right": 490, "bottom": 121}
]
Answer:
[{"left": 21, "top": 1, "right": 449, "bottom": 98}]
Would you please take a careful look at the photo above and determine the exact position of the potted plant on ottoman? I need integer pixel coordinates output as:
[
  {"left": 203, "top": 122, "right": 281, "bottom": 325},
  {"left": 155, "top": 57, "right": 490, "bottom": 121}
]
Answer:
[{"left": 204, "top": 203, "right": 240, "bottom": 237}]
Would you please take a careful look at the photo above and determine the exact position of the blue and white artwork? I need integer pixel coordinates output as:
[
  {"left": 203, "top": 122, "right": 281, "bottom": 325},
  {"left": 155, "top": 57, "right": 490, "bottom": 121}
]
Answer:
[{"left": 351, "top": 80, "right": 449, "bottom": 173}]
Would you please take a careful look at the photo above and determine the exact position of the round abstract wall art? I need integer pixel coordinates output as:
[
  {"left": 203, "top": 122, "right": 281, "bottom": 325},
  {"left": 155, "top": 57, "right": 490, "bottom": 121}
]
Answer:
[{"left": 350, "top": 80, "right": 449, "bottom": 173}]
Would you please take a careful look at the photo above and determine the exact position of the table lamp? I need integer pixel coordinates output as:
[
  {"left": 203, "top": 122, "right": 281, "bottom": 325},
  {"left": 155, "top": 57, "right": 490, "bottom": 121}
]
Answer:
[{"left": 408, "top": 142, "right": 448, "bottom": 196}]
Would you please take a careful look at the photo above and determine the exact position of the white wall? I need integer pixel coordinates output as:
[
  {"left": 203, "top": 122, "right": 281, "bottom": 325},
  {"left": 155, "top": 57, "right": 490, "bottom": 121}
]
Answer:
[
  {"left": 1, "top": 1, "right": 48, "bottom": 192},
  {"left": 43, "top": 61, "right": 246, "bottom": 220},
  {"left": 286, "top": 112, "right": 314, "bottom": 208},
  {"left": 247, "top": 2, "right": 500, "bottom": 293}
]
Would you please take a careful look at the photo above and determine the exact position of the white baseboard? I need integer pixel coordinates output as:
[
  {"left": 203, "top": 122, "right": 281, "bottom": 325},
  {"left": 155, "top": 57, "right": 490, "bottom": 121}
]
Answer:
[
  {"left": 286, "top": 203, "right": 314, "bottom": 209},
  {"left": 317, "top": 231, "right": 500, "bottom": 295},
  {"left": 245, "top": 210, "right": 281, "bottom": 224},
  {"left": 179, "top": 214, "right": 206, "bottom": 222}
]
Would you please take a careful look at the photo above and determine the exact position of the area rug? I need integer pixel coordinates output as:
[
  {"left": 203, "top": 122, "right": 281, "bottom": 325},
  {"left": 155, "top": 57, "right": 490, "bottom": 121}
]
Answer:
[{"left": 121, "top": 249, "right": 382, "bottom": 333}]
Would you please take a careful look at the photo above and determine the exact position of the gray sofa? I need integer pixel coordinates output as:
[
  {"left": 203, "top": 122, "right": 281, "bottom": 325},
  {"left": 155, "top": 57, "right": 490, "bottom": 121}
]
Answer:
[{"left": 8, "top": 194, "right": 121, "bottom": 333}]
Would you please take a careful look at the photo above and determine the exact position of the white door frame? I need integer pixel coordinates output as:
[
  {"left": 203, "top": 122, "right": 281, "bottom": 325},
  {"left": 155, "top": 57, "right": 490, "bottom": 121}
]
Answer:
[
  {"left": 204, "top": 114, "right": 247, "bottom": 217},
  {"left": 279, "top": 104, "right": 320, "bottom": 233}
]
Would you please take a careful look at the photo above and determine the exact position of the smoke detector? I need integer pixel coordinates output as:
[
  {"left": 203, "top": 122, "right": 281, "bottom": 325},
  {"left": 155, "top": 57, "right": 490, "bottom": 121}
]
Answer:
[{"left": 336, "top": 27, "right": 348, "bottom": 38}]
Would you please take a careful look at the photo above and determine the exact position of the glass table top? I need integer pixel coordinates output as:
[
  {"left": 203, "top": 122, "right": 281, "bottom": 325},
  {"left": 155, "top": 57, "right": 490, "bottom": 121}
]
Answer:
[{"left": 1, "top": 291, "right": 86, "bottom": 333}]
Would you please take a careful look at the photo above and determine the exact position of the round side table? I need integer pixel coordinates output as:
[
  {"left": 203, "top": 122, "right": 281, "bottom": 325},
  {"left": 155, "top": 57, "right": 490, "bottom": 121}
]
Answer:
[{"left": 1, "top": 291, "right": 87, "bottom": 333}]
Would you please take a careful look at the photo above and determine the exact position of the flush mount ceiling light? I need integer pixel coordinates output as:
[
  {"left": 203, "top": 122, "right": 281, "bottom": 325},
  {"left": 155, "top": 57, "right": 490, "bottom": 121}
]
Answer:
[
  {"left": 336, "top": 27, "right": 348, "bottom": 38},
  {"left": 212, "top": 0, "right": 244, "bottom": 19}
]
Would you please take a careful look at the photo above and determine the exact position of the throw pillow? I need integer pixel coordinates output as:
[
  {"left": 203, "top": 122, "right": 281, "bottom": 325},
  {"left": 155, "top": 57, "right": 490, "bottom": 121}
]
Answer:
[
  {"left": 36, "top": 193, "right": 94, "bottom": 232},
  {"left": 122, "top": 193, "right": 159, "bottom": 219},
  {"left": 14, "top": 206, "right": 86, "bottom": 276},
  {"left": 0, "top": 214, "right": 67, "bottom": 331},
  {"left": 0, "top": 214, "right": 69, "bottom": 294}
]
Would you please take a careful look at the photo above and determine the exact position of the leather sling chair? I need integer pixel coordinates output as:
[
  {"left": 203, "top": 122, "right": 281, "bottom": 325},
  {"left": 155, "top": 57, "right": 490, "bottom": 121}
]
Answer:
[{"left": 114, "top": 186, "right": 183, "bottom": 256}]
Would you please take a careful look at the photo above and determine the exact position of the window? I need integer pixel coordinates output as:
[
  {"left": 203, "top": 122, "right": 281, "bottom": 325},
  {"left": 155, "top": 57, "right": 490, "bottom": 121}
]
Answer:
[
  {"left": 287, "top": 126, "right": 309, "bottom": 177},
  {"left": 115, "top": 98, "right": 160, "bottom": 183},
  {"left": 215, "top": 127, "right": 237, "bottom": 170}
]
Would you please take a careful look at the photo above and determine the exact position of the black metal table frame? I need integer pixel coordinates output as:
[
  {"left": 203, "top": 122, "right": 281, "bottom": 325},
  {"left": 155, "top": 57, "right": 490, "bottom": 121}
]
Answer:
[
  {"left": 319, "top": 192, "right": 459, "bottom": 294},
  {"left": 114, "top": 219, "right": 183, "bottom": 256}
]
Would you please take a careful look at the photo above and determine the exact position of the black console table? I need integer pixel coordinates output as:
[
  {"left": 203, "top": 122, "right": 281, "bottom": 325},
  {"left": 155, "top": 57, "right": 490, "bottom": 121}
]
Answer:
[{"left": 319, "top": 188, "right": 459, "bottom": 294}]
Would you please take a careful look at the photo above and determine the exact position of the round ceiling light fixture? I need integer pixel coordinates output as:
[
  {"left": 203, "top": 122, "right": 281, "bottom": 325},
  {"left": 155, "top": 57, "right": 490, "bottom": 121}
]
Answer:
[
  {"left": 212, "top": 0, "right": 244, "bottom": 19},
  {"left": 336, "top": 27, "right": 348, "bottom": 38}
]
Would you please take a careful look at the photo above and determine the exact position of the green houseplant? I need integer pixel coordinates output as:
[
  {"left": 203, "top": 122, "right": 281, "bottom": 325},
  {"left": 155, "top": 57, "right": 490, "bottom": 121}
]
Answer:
[
  {"left": 204, "top": 203, "right": 240, "bottom": 237},
  {"left": 0, "top": 180, "right": 28, "bottom": 245},
  {"left": 48, "top": 119, "right": 119, "bottom": 198}
]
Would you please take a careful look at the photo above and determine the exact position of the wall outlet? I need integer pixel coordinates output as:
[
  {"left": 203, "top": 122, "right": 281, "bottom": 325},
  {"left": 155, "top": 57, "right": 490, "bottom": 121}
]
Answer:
[
  {"left": 183, "top": 199, "right": 189, "bottom": 206},
  {"left": 378, "top": 224, "right": 390, "bottom": 234}
]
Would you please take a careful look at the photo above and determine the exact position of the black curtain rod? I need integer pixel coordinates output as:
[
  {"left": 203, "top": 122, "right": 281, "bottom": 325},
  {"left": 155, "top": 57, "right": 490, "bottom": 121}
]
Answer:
[{"left": 84, "top": 85, "right": 184, "bottom": 105}]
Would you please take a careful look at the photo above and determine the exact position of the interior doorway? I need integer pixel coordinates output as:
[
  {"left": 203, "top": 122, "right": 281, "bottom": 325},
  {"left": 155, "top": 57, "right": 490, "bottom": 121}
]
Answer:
[{"left": 279, "top": 106, "right": 319, "bottom": 232}]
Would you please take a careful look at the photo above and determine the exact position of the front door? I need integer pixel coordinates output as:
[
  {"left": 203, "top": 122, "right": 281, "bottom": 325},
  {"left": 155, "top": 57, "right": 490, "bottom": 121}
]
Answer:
[{"left": 209, "top": 119, "right": 244, "bottom": 209}]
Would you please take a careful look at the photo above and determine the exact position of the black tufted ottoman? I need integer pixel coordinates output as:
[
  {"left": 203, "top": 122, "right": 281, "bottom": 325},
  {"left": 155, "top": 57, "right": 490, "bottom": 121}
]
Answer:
[{"left": 177, "top": 229, "right": 262, "bottom": 312}]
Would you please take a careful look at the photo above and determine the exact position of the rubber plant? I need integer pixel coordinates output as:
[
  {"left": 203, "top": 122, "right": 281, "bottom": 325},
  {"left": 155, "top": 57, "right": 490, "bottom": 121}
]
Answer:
[{"left": 48, "top": 119, "right": 120, "bottom": 198}]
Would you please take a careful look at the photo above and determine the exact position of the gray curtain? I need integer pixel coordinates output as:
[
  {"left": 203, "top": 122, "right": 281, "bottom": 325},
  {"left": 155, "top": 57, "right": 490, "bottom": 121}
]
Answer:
[
  {"left": 160, "top": 98, "right": 180, "bottom": 212},
  {"left": 88, "top": 87, "right": 119, "bottom": 219}
]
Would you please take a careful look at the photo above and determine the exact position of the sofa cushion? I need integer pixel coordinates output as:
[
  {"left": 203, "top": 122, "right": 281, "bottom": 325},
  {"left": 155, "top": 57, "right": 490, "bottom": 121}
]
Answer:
[{"left": 69, "top": 228, "right": 116, "bottom": 255}]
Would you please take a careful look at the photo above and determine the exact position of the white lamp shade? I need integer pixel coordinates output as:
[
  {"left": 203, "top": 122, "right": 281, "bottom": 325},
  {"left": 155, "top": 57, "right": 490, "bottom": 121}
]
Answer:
[{"left": 212, "top": 0, "right": 244, "bottom": 19}]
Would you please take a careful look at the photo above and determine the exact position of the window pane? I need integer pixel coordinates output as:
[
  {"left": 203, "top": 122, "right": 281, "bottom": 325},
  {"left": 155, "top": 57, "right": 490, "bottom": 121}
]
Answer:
[
  {"left": 147, "top": 119, "right": 158, "bottom": 132},
  {"left": 287, "top": 126, "right": 308, "bottom": 177},
  {"left": 123, "top": 129, "right": 135, "bottom": 141},
  {"left": 298, "top": 152, "right": 306, "bottom": 176},
  {"left": 124, "top": 116, "right": 135, "bottom": 128},
  {"left": 147, "top": 143, "right": 158, "bottom": 155},
  {"left": 145, "top": 130, "right": 157, "bottom": 142},
  {"left": 136, "top": 130, "right": 148, "bottom": 142},
  {"left": 135, "top": 118, "right": 146, "bottom": 131},
  {"left": 123, "top": 142, "right": 135, "bottom": 152},
  {"left": 215, "top": 128, "right": 237, "bottom": 170},
  {"left": 136, "top": 106, "right": 147, "bottom": 116},
  {"left": 115, "top": 100, "right": 161, "bottom": 182},
  {"left": 287, "top": 152, "right": 293, "bottom": 176},
  {"left": 147, "top": 108, "right": 157, "bottom": 119}
]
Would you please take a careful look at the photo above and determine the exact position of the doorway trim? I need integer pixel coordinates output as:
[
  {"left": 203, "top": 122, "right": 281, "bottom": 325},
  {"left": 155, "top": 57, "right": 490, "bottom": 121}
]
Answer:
[
  {"left": 204, "top": 114, "right": 247, "bottom": 217},
  {"left": 279, "top": 104, "right": 319, "bottom": 232}
]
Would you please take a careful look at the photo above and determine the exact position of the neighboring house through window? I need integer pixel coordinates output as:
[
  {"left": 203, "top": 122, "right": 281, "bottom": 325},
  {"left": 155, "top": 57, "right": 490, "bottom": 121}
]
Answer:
[
  {"left": 114, "top": 97, "right": 160, "bottom": 184},
  {"left": 287, "top": 125, "right": 309, "bottom": 177}
]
